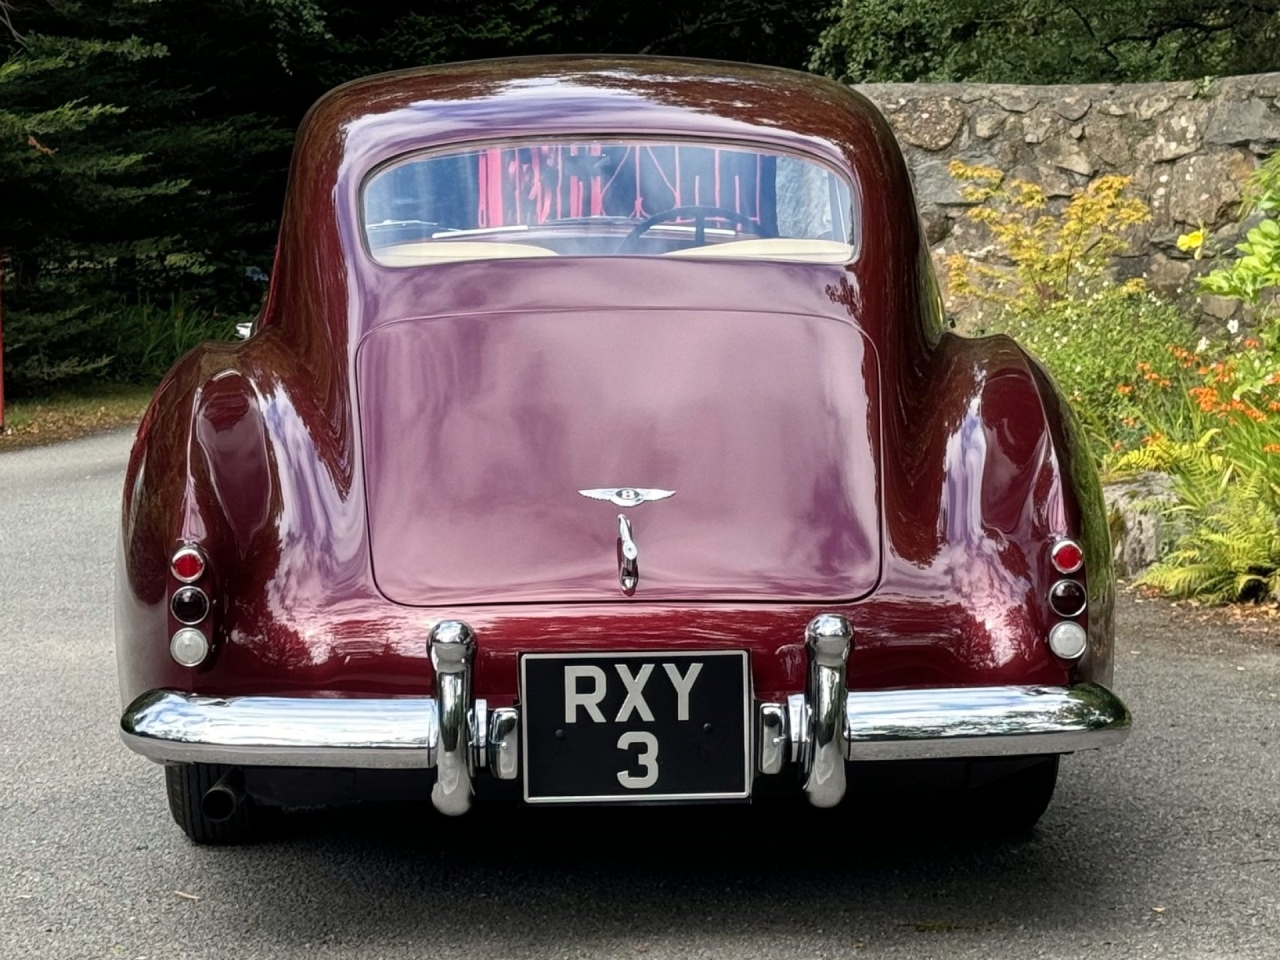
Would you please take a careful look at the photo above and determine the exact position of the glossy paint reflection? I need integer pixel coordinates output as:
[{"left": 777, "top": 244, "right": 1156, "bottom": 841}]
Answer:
[
  {"left": 358, "top": 309, "right": 880, "bottom": 605},
  {"left": 117, "top": 57, "right": 1111, "bottom": 710}
]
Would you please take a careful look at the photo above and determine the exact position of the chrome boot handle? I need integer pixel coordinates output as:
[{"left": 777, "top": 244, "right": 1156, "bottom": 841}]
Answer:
[{"left": 617, "top": 513, "right": 639, "bottom": 595}]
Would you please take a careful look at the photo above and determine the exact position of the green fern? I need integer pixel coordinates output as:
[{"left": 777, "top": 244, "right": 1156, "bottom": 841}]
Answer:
[{"left": 1138, "top": 471, "right": 1280, "bottom": 603}]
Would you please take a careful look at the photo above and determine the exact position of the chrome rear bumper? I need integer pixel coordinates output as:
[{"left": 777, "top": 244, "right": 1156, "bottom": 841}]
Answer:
[
  {"left": 121, "top": 682, "right": 1128, "bottom": 806},
  {"left": 842, "top": 683, "right": 1130, "bottom": 760},
  {"left": 121, "top": 689, "right": 444, "bottom": 769},
  {"left": 122, "top": 616, "right": 1129, "bottom": 814}
]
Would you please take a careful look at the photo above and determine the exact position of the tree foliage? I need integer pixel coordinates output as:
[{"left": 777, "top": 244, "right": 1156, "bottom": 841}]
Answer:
[
  {"left": 812, "top": 0, "right": 1280, "bottom": 84},
  {"left": 4, "top": 0, "right": 1280, "bottom": 397},
  {"left": 0, "top": 0, "right": 829, "bottom": 396},
  {"left": 1, "top": 0, "right": 298, "bottom": 390}
]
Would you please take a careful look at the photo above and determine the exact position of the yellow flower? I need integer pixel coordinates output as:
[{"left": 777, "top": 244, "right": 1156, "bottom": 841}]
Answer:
[
  {"left": 1176, "top": 228, "right": 1207, "bottom": 260},
  {"left": 1176, "top": 229, "right": 1205, "bottom": 251}
]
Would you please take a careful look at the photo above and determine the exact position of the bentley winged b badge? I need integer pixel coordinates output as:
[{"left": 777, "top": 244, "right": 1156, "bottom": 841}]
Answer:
[
  {"left": 577, "top": 487, "right": 675, "bottom": 508},
  {"left": 578, "top": 487, "right": 673, "bottom": 594}
]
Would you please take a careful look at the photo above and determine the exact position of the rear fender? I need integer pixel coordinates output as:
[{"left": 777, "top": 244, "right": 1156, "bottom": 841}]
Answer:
[
  {"left": 863, "top": 332, "right": 1110, "bottom": 688},
  {"left": 115, "top": 331, "right": 374, "bottom": 703}
]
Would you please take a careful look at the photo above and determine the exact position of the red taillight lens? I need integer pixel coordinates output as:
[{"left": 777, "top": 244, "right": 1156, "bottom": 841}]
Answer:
[
  {"left": 1050, "top": 539, "right": 1084, "bottom": 575},
  {"left": 171, "top": 547, "right": 205, "bottom": 582}
]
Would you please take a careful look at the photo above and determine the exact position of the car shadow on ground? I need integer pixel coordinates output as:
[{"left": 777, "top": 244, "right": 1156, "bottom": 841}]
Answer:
[{"left": 203, "top": 777, "right": 1154, "bottom": 951}]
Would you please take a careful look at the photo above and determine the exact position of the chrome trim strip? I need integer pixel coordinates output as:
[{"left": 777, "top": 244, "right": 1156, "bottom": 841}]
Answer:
[
  {"left": 470, "top": 698, "right": 489, "bottom": 770},
  {"left": 757, "top": 702, "right": 787, "bottom": 775},
  {"left": 119, "top": 689, "right": 439, "bottom": 768},
  {"left": 803, "top": 614, "right": 853, "bottom": 808},
  {"left": 786, "top": 692, "right": 809, "bottom": 765},
  {"left": 429, "top": 620, "right": 477, "bottom": 816},
  {"left": 844, "top": 683, "right": 1131, "bottom": 761},
  {"left": 489, "top": 707, "right": 520, "bottom": 780}
]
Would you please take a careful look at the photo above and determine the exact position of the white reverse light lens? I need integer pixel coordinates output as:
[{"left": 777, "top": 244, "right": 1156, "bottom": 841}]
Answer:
[
  {"left": 1048, "top": 621, "right": 1088, "bottom": 660},
  {"left": 170, "top": 628, "right": 209, "bottom": 667}
]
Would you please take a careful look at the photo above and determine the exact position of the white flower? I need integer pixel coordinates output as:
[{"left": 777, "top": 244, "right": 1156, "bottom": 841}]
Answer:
[
  {"left": 1196, "top": 336, "right": 1210, "bottom": 353},
  {"left": 1227, "top": 317, "right": 1240, "bottom": 334}
]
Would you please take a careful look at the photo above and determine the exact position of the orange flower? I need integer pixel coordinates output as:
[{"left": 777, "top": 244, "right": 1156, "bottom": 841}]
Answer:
[
  {"left": 1244, "top": 338, "right": 1262, "bottom": 349},
  {"left": 1209, "top": 362, "right": 1234, "bottom": 385},
  {"left": 1117, "top": 384, "right": 1134, "bottom": 395},
  {"left": 1265, "top": 444, "right": 1280, "bottom": 455},
  {"left": 1188, "top": 386, "right": 1219, "bottom": 412}
]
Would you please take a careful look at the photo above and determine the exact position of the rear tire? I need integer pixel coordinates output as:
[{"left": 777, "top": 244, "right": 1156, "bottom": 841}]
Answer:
[
  {"left": 966, "top": 755, "right": 1059, "bottom": 834},
  {"left": 165, "top": 763, "right": 264, "bottom": 845}
]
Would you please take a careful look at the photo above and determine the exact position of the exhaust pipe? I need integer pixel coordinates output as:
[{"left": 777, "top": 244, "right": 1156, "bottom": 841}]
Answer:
[{"left": 201, "top": 768, "right": 245, "bottom": 822}]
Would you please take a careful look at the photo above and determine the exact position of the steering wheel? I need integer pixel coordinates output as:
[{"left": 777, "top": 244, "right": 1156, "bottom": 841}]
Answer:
[{"left": 616, "top": 205, "right": 770, "bottom": 253}]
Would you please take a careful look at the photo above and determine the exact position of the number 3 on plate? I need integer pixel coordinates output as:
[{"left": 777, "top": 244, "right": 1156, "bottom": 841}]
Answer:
[{"left": 616, "top": 731, "right": 659, "bottom": 789}]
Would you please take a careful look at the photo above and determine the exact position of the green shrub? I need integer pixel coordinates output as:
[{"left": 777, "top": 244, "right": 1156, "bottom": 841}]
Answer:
[
  {"left": 108, "top": 295, "right": 245, "bottom": 383},
  {"left": 1181, "top": 151, "right": 1280, "bottom": 323},
  {"left": 941, "top": 160, "right": 1195, "bottom": 450},
  {"left": 978, "top": 288, "right": 1194, "bottom": 451},
  {"left": 2, "top": 292, "right": 246, "bottom": 394},
  {"left": 1107, "top": 152, "right": 1280, "bottom": 604}
]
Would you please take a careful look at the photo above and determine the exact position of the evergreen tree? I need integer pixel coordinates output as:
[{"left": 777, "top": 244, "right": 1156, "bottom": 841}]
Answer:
[
  {"left": 0, "top": 0, "right": 296, "bottom": 393},
  {"left": 1, "top": 8, "right": 170, "bottom": 386}
]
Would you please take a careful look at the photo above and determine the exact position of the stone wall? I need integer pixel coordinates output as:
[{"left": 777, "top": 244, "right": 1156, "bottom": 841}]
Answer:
[{"left": 855, "top": 74, "right": 1280, "bottom": 323}]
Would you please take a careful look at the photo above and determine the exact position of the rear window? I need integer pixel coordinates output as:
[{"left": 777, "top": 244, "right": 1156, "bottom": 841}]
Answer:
[{"left": 362, "top": 139, "right": 855, "bottom": 266}]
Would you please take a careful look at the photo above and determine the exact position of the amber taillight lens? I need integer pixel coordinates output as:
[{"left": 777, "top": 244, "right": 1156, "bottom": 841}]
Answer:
[
  {"left": 171, "top": 586, "right": 210, "bottom": 625},
  {"left": 1050, "top": 539, "right": 1084, "bottom": 575},
  {"left": 1049, "top": 579, "right": 1087, "bottom": 617},
  {"left": 171, "top": 547, "right": 206, "bottom": 582}
]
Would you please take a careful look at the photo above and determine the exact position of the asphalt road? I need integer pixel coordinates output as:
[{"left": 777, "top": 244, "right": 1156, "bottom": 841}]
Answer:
[{"left": 2, "top": 429, "right": 1279, "bottom": 960}]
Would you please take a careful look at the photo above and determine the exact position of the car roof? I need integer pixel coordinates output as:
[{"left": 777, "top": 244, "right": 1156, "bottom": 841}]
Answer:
[
  {"left": 301, "top": 56, "right": 890, "bottom": 182},
  {"left": 262, "top": 57, "right": 921, "bottom": 347}
]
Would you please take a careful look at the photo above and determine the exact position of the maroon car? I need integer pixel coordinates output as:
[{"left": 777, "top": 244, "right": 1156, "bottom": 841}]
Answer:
[{"left": 116, "top": 56, "right": 1129, "bottom": 843}]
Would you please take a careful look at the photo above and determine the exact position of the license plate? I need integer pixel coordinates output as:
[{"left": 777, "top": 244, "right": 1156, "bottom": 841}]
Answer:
[{"left": 520, "top": 651, "right": 751, "bottom": 804}]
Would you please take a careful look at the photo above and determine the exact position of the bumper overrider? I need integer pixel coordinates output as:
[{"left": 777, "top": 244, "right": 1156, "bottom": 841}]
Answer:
[{"left": 120, "top": 616, "right": 1131, "bottom": 815}]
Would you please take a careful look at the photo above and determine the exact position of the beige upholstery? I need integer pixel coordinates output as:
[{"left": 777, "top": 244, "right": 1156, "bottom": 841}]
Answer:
[
  {"left": 663, "top": 238, "right": 853, "bottom": 264},
  {"left": 374, "top": 241, "right": 559, "bottom": 266}
]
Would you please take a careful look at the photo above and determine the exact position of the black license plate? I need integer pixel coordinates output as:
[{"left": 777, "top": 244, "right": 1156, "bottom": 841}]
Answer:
[{"left": 520, "top": 651, "right": 751, "bottom": 804}]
